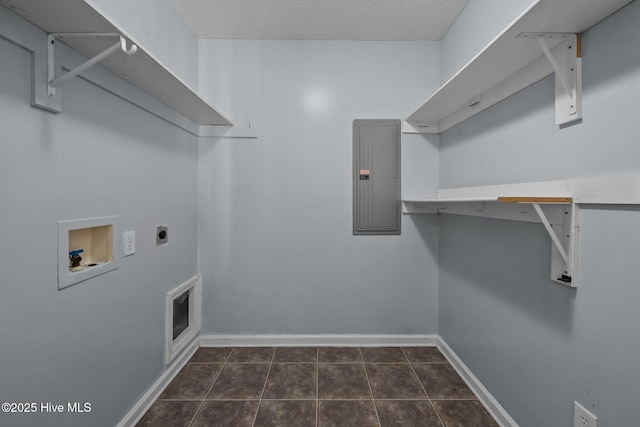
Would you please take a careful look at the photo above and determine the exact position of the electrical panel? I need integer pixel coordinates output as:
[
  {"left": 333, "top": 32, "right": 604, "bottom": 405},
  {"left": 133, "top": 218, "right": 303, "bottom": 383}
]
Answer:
[{"left": 353, "top": 119, "right": 401, "bottom": 235}]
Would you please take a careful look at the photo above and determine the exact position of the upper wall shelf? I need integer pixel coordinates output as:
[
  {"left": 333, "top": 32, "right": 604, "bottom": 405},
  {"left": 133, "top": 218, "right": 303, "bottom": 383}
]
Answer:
[
  {"left": 0, "top": 0, "right": 232, "bottom": 126},
  {"left": 404, "top": 0, "right": 633, "bottom": 133}
]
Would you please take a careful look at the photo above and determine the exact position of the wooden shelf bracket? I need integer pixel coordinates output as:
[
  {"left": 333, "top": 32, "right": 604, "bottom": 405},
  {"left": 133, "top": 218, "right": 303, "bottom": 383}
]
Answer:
[{"left": 517, "top": 33, "right": 582, "bottom": 127}]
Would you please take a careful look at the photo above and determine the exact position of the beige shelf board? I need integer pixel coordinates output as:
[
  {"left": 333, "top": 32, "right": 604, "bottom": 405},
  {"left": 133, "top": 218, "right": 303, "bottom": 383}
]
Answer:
[{"left": 403, "top": 197, "right": 498, "bottom": 204}]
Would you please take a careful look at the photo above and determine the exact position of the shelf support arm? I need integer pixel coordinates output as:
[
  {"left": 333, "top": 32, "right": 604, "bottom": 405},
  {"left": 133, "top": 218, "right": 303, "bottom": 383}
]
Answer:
[
  {"left": 517, "top": 32, "right": 582, "bottom": 127},
  {"left": 535, "top": 36, "right": 573, "bottom": 99},
  {"left": 47, "top": 33, "right": 137, "bottom": 97},
  {"left": 532, "top": 203, "right": 569, "bottom": 264}
]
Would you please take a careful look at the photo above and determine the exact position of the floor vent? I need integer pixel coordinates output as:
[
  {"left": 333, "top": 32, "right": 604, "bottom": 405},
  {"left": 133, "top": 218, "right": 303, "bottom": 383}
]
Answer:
[{"left": 165, "top": 275, "right": 201, "bottom": 364}]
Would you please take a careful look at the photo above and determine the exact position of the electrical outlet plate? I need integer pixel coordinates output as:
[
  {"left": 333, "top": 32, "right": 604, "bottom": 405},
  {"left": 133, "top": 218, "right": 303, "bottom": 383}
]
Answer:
[
  {"left": 574, "top": 402, "right": 598, "bottom": 427},
  {"left": 157, "top": 226, "right": 168, "bottom": 245},
  {"left": 123, "top": 230, "right": 135, "bottom": 256}
]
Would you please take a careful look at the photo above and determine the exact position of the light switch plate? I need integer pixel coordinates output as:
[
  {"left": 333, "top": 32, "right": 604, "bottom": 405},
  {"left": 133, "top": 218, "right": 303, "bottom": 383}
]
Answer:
[{"left": 123, "top": 230, "right": 135, "bottom": 256}]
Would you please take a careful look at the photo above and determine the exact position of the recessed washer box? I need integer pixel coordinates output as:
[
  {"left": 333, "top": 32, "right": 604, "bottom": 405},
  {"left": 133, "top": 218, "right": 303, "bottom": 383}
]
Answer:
[{"left": 57, "top": 216, "right": 120, "bottom": 290}]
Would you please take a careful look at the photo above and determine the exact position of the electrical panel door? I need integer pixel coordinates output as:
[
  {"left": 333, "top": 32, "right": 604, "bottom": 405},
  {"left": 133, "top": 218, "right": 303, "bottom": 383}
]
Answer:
[{"left": 353, "top": 119, "right": 401, "bottom": 235}]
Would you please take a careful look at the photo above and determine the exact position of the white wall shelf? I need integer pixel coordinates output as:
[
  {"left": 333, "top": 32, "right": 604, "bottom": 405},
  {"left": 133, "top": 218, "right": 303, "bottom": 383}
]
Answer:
[
  {"left": 404, "top": 0, "right": 633, "bottom": 133},
  {"left": 403, "top": 172, "right": 640, "bottom": 288},
  {"left": 0, "top": 0, "right": 232, "bottom": 126},
  {"left": 405, "top": 196, "right": 578, "bottom": 287}
]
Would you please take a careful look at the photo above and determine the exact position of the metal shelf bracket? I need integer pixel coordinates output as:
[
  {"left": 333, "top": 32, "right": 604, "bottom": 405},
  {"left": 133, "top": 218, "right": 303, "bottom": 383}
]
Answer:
[
  {"left": 47, "top": 32, "right": 137, "bottom": 98},
  {"left": 517, "top": 33, "right": 582, "bottom": 127}
]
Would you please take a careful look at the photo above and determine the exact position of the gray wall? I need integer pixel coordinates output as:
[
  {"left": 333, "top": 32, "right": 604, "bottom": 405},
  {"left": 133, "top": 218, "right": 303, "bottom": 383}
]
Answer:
[
  {"left": 198, "top": 40, "right": 441, "bottom": 335},
  {"left": 0, "top": 9, "right": 199, "bottom": 427},
  {"left": 438, "top": 2, "right": 640, "bottom": 426},
  {"left": 439, "top": 0, "right": 534, "bottom": 83},
  {"left": 5, "top": 1, "right": 638, "bottom": 426},
  {"left": 87, "top": 0, "right": 200, "bottom": 90}
]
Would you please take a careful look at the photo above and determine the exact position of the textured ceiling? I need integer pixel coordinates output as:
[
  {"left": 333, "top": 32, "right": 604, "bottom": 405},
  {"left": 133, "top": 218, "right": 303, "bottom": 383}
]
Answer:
[{"left": 169, "top": 0, "right": 470, "bottom": 41}]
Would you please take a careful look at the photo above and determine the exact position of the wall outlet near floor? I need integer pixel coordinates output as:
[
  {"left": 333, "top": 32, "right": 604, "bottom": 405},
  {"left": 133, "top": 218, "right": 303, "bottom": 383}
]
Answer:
[{"left": 574, "top": 401, "right": 598, "bottom": 427}]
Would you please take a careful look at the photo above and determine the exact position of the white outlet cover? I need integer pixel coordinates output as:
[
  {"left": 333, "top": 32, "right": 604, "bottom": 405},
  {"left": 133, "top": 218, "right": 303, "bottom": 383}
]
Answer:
[
  {"left": 123, "top": 230, "right": 136, "bottom": 256},
  {"left": 574, "top": 401, "right": 598, "bottom": 427}
]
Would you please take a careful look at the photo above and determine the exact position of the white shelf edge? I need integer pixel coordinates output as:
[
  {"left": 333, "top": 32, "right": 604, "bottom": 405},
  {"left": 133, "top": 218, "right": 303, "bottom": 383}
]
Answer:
[
  {"left": 402, "top": 196, "right": 498, "bottom": 203},
  {"left": 82, "top": 0, "right": 232, "bottom": 126},
  {"left": 404, "top": 0, "right": 633, "bottom": 133},
  {"left": 0, "top": 0, "right": 232, "bottom": 126},
  {"left": 402, "top": 198, "right": 572, "bottom": 220},
  {"left": 405, "top": 172, "right": 640, "bottom": 209},
  {"left": 429, "top": 172, "right": 640, "bottom": 205},
  {"left": 403, "top": 196, "right": 573, "bottom": 207},
  {"left": 405, "top": 0, "right": 541, "bottom": 122}
]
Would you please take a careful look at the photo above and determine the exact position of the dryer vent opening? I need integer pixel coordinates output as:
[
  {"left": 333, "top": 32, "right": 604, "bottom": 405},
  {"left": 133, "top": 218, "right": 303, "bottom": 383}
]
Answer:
[
  {"left": 173, "top": 290, "right": 190, "bottom": 340},
  {"left": 165, "top": 275, "right": 201, "bottom": 364}
]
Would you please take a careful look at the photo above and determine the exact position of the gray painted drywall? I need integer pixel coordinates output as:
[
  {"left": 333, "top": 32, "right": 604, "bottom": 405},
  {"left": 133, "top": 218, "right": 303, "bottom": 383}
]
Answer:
[
  {"left": 438, "top": 1, "right": 640, "bottom": 426},
  {"left": 87, "top": 0, "right": 200, "bottom": 90},
  {"left": 440, "top": 0, "right": 534, "bottom": 84},
  {"left": 196, "top": 39, "right": 261, "bottom": 137},
  {"left": 198, "top": 40, "right": 441, "bottom": 335},
  {"left": 0, "top": 9, "right": 199, "bottom": 427},
  {"left": 8, "top": 1, "right": 639, "bottom": 426}
]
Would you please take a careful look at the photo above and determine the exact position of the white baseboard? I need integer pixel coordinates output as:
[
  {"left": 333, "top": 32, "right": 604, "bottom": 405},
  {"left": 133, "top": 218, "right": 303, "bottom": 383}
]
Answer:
[
  {"left": 199, "top": 333, "right": 437, "bottom": 347},
  {"left": 116, "top": 338, "right": 199, "bottom": 427},
  {"left": 437, "top": 337, "right": 518, "bottom": 427}
]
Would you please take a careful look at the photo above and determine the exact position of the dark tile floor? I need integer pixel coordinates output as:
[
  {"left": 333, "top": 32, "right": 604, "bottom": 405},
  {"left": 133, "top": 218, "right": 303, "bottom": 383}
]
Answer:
[{"left": 137, "top": 346, "right": 498, "bottom": 427}]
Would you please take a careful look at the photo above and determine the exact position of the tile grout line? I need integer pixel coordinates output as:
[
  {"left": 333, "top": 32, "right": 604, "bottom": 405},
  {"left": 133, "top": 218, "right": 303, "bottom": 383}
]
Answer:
[
  {"left": 150, "top": 346, "right": 495, "bottom": 427},
  {"left": 359, "top": 347, "right": 382, "bottom": 427},
  {"left": 186, "top": 348, "right": 233, "bottom": 427},
  {"left": 402, "top": 347, "right": 448, "bottom": 427},
  {"left": 428, "top": 394, "right": 448, "bottom": 426},
  {"left": 250, "top": 347, "right": 277, "bottom": 427}
]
